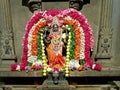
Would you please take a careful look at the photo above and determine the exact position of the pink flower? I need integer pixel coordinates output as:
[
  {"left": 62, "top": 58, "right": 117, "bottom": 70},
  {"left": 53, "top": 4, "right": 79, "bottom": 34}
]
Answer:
[
  {"left": 38, "top": 65, "right": 43, "bottom": 69},
  {"left": 11, "top": 64, "right": 17, "bottom": 71},
  {"left": 25, "top": 66, "right": 31, "bottom": 72},
  {"left": 53, "top": 68, "right": 59, "bottom": 72},
  {"left": 84, "top": 63, "right": 90, "bottom": 70},
  {"left": 45, "top": 9, "right": 59, "bottom": 16}
]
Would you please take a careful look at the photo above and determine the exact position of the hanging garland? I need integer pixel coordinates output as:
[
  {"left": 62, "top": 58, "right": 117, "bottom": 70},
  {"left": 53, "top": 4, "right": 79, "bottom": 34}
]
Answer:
[{"left": 11, "top": 9, "right": 102, "bottom": 76}]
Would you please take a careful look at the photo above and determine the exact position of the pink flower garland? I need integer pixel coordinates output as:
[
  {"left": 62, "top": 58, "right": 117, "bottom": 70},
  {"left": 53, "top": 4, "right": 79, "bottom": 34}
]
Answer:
[{"left": 11, "top": 12, "right": 43, "bottom": 71}]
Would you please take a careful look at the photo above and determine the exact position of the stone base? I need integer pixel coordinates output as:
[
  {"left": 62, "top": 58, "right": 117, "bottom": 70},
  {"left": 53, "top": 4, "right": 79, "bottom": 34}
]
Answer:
[
  {"left": 0, "top": 84, "right": 117, "bottom": 90},
  {"left": 42, "top": 80, "right": 69, "bottom": 90}
]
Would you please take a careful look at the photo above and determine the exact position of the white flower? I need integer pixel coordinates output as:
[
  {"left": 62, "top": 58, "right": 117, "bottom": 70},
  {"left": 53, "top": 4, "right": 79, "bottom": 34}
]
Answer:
[
  {"left": 69, "top": 60, "right": 80, "bottom": 69},
  {"left": 16, "top": 65, "right": 20, "bottom": 71},
  {"left": 47, "top": 67, "right": 52, "bottom": 72},
  {"left": 35, "top": 60, "right": 43, "bottom": 65},
  {"left": 28, "top": 56, "right": 37, "bottom": 63}
]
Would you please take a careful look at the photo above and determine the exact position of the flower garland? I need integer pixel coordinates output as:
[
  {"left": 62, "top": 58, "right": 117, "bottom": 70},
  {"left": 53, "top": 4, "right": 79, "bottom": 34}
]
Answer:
[{"left": 11, "top": 9, "right": 102, "bottom": 75}]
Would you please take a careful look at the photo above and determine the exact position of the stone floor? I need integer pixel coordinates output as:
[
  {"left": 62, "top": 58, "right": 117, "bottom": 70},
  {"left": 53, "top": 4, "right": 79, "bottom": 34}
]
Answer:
[{"left": 0, "top": 66, "right": 120, "bottom": 77}]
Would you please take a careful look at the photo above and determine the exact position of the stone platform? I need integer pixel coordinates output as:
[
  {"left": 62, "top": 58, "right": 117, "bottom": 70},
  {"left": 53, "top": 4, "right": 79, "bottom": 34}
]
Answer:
[
  {"left": 0, "top": 66, "right": 120, "bottom": 90},
  {"left": 0, "top": 66, "right": 120, "bottom": 77},
  {"left": 0, "top": 84, "right": 116, "bottom": 90}
]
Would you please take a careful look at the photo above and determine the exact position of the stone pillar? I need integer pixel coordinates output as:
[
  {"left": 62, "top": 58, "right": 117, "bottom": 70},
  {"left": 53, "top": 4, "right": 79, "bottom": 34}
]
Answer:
[
  {"left": 96, "top": 0, "right": 113, "bottom": 59},
  {"left": 0, "top": 0, "right": 16, "bottom": 69}
]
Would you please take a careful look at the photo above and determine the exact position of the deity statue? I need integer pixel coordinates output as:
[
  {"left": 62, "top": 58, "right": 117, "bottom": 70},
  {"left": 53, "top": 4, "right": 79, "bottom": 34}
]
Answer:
[{"left": 46, "top": 24, "right": 66, "bottom": 69}]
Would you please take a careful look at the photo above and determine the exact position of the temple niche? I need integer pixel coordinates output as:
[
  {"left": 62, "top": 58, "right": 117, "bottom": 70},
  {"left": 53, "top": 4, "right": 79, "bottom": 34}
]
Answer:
[{"left": 0, "top": 0, "right": 120, "bottom": 89}]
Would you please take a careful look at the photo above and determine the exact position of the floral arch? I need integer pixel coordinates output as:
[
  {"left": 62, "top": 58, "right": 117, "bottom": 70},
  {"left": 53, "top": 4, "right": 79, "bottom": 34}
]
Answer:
[{"left": 11, "top": 9, "right": 102, "bottom": 76}]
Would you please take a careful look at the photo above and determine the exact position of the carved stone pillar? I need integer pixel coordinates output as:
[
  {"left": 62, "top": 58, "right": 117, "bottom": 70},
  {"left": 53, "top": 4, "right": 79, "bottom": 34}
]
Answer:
[
  {"left": 0, "top": 28, "right": 2, "bottom": 66},
  {"left": 0, "top": 0, "right": 16, "bottom": 68},
  {"left": 96, "top": 0, "right": 113, "bottom": 59}
]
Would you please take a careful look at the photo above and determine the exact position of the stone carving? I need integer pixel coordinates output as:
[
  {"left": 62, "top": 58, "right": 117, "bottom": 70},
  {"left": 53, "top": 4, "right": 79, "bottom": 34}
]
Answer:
[
  {"left": 22, "top": 0, "right": 90, "bottom": 12},
  {"left": 1, "top": 38, "right": 16, "bottom": 60},
  {"left": 69, "top": 0, "right": 90, "bottom": 11},
  {"left": 101, "top": 38, "right": 110, "bottom": 54},
  {"left": 3, "top": 39, "right": 12, "bottom": 55},
  {"left": 97, "top": 29, "right": 112, "bottom": 58},
  {"left": 22, "top": 0, "right": 42, "bottom": 13},
  {"left": 0, "top": 0, "right": 16, "bottom": 60},
  {"left": 96, "top": 0, "right": 113, "bottom": 59},
  {"left": 43, "top": 71, "right": 67, "bottom": 85}
]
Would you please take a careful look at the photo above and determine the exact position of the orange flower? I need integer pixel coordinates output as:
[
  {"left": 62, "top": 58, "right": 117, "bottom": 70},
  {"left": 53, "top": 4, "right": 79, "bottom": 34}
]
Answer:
[
  {"left": 32, "top": 50, "right": 37, "bottom": 55},
  {"left": 40, "top": 22, "right": 47, "bottom": 27},
  {"left": 38, "top": 23, "right": 42, "bottom": 28},
  {"left": 68, "top": 20, "right": 73, "bottom": 25},
  {"left": 35, "top": 25, "right": 40, "bottom": 31},
  {"left": 31, "top": 64, "right": 38, "bottom": 70},
  {"left": 63, "top": 19, "right": 69, "bottom": 24},
  {"left": 32, "top": 30, "right": 38, "bottom": 35},
  {"left": 71, "top": 20, "right": 76, "bottom": 25},
  {"left": 32, "top": 35, "right": 36, "bottom": 39},
  {"left": 76, "top": 39, "right": 80, "bottom": 45},
  {"left": 73, "top": 23, "right": 78, "bottom": 28},
  {"left": 77, "top": 65, "right": 84, "bottom": 71}
]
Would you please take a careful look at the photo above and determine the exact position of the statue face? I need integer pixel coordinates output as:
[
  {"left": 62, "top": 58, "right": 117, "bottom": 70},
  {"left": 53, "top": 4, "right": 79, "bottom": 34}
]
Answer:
[{"left": 52, "top": 24, "right": 59, "bottom": 32}]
